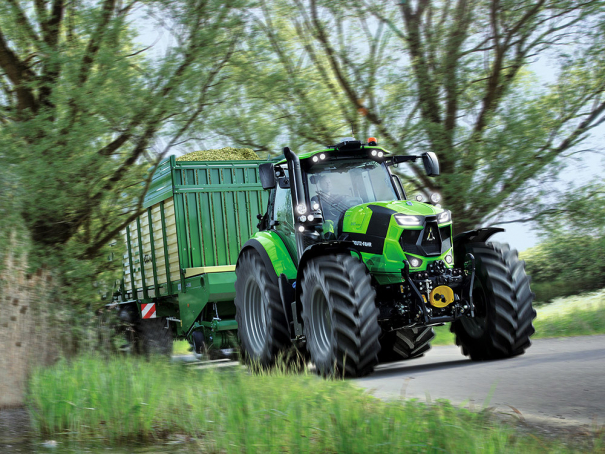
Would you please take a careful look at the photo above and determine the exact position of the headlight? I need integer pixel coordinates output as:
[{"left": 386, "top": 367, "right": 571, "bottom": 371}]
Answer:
[
  {"left": 296, "top": 204, "right": 307, "bottom": 215},
  {"left": 407, "top": 256, "right": 423, "bottom": 268},
  {"left": 394, "top": 214, "right": 423, "bottom": 226},
  {"left": 437, "top": 210, "right": 451, "bottom": 224},
  {"left": 430, "top": 193, "right": 441, "bottom": 204}
]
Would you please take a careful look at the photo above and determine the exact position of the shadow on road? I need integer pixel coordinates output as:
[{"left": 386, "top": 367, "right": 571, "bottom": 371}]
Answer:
[{"left": 363, "top": 358, "right": 474, "bottom": 380}]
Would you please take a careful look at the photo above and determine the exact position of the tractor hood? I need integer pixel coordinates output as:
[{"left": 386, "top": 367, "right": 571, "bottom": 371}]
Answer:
[
  {"left": 363, "top": 200, "right": 444, "bottom": 216},
  {"left": 339, "top": 200, "right": 453, "bottom": 263},
  {"left": 341, "top": 200, "right": 446, "bottom": 233}
]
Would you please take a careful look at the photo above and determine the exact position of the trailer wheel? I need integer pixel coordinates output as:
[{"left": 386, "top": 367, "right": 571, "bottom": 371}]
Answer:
[
  {"left": 234, "top": 249, "right": 291, "bottom": 366},
  {"left": 191, "top": 330, "right": 206, "bottom": 355},
  {"left": 451, "top": 242, "right": 536, "bottom": 360},
  {"left": 378, "top": 327, "right": 435, "bottom": 363},
  {"left": 300, "top": 254, "right": 380, "bottom": 377},
  {"left": 134, "top": 317, "right": 173, "bottom": 356}
]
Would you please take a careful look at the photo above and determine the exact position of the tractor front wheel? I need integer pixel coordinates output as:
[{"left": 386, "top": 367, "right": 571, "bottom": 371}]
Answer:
[
  {"left": 234, "top": 249, "right": 291, "bottom": 366},
  {"left": 301, "top": 254, "right": 381, "bottom": 377},
  {"left": 451, "top": 242, "right": 536, "bottom": 360}
]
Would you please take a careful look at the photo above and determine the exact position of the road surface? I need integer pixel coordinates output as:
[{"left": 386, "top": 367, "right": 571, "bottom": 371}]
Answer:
[{"left": 355, "top": 335, "right": 605, "bottom": 428}]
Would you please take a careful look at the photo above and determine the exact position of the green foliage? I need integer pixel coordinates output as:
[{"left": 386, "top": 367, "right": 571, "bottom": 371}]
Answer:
[
  {"left": 27, "top": 355, "right": 594, "bottom": 452},
  {"left": 432, "top": 325, "right": 456, "bottom": 346},
  {"left": 534, "top": 289, "right": 605, "bottom": 339},
  {"left": 521, "top": 183, "right": 605, "bottom": 300},
  {"left": 209, "top": 0, "right": 605, "bottom": 233},
  {"left": 0, "top": 164, "right": 29, "bottom": 267},
  {"left": 523, "top": 236, "right": 605, "bottom": 301},
  {"left": 0, "top": 1, "right": 250, "bottom": 328}
]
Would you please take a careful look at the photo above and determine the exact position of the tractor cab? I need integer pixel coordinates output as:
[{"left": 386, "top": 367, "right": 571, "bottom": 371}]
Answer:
[{"left": 259, "top": 137, "right": 442, "bottom": 262}]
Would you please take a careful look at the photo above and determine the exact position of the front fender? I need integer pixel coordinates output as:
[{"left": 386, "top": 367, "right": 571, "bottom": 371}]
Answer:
[{"left": 453, "top": 227, "right": 504, "bottom": 265}]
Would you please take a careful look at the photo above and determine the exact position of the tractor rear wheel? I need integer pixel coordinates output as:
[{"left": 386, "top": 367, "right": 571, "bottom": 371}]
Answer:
[
  {"left": 300, "top": 254, "right": 381, "bottom": 377},
  {"left": 378, "top": 327, "right": 435, "bottom": 363},
  {"left": 451, "top": 242, "right": 536, "bottom": 360},
  {"left": 234, "top": 249, "right": 291, "bottom": 366}
]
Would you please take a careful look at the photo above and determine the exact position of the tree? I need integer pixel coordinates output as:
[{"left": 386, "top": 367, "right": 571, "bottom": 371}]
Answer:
[
  {"left": 522, "top": 183, "right": 605, "bottom": 299},
  {"left": 0, "top": 0, "right": 246, "bottom": 262},
  {"left": 213, "top": 0, "right": 605, "bottom": 233}
]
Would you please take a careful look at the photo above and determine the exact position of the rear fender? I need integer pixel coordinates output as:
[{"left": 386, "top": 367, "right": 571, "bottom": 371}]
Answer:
[{"left": 239, "top": 232, "right": 298, "bottom": 283}]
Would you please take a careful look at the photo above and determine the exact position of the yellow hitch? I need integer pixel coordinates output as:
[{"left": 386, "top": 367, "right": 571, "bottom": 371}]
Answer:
[{"left": 429, "top": 286, "right": 455, "bottom": 308}]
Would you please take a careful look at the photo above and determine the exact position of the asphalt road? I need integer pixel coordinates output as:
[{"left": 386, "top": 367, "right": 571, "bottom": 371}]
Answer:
[{"left": 356, "top": 335, "right": 605, "bottom": 428}]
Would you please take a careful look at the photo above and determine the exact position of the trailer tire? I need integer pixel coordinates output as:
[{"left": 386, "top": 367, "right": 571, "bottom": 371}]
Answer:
[
  {"left": 235, "top": 249, "right": 291, "bottom": 367},
  {"left": 378, "top": 327, "right": 435, "bottom": 363},
  {"left": 134, "top": 317, "right": 173, "bottom": 356},
  {"left": 451, "top": 242, "right": 536, "bottom": 360},
  {"left": 301, "top": 254, "right": 380, "bottom": 377},
  {"left": 191, "top": 330, "right": 206, "bottom": 355}
]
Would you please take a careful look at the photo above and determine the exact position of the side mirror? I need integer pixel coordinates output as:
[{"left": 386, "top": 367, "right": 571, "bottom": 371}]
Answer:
[
  {"left": 422, "top": 152, "right": 440, "bottom": 176},
  {"left": 259, "top": 163, "right": 276, "bottom": 189}
]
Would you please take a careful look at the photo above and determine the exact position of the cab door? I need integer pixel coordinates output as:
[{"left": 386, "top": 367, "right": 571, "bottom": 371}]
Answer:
[{"left": 273, "top": 175, "right": 298, "bottom": 261}]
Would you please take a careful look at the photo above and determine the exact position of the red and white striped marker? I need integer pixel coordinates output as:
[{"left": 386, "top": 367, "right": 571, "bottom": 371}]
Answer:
[{"left": 141, "top": 303, "right": 157, "bottom": 319}]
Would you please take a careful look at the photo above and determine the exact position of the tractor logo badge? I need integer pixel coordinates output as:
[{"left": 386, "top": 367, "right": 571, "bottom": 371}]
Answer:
[{"left": 427, "top": 227, "right": 435, "bottom": 241}]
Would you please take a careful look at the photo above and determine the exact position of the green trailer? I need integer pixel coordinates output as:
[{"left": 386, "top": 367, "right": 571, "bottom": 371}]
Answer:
[{"left": 114, "top": 155, "right": 270, "bottom": 354}]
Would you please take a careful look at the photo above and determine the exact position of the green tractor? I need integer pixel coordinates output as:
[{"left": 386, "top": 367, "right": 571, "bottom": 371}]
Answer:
[{"left": 235, "top": 138, "right": 536, "bottom": 377}]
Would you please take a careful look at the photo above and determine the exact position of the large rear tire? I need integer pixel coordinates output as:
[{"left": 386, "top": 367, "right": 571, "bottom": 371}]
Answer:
[
  {"left": 378, "top": 327, "right": 435, "bottom": 363},
  {"left": 234, "top": 249, "right": 291, "bottom": 366},
  {"left": 451, "top": 242, "right": 536, "bottom": 360},
  {"left": 301, "top": 254, "right": 380, "bottom": 377}
]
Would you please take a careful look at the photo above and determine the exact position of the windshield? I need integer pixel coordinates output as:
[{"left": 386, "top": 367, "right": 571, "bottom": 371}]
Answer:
[{"left": 306, "top": 159, "right": 398, "bottom": 224}]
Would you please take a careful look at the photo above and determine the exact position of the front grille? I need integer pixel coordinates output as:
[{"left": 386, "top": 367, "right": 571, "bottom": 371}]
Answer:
[
  {"left": 399, "top": 222, "right": 453, "bottom": 257},
  {"left": 399, "top": 229, "right": 421, "bottom": 255},
  {"left": 440, "top": 225, "right": 452, "bottom": 251},
  {"left": 420, "top": 221, "right": 441, "bottom": 255}
]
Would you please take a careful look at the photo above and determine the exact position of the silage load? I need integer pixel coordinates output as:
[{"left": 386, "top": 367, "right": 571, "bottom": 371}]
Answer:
[{"left": 176, "top": 147, "right": 259, "bottom": 162}]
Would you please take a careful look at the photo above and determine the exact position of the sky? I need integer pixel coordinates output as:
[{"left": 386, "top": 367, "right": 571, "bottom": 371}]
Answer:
[{"left": 132, "top": 8, "right": 604, "bottom": 252}]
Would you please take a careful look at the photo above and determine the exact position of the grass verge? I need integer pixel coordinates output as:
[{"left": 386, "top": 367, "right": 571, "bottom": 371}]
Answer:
[
  {"left": 173, "top": 339, "right": 191, "bottom": 355},
  {"left": 27, "top": 355, "right": 603, "bottom": 452},
  {"left": 433, "top": 289, "right": 605, "bottom": 346}
]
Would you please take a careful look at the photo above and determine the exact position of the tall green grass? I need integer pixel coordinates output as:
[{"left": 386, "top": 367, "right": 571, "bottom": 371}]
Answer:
[
  {"left": 26, "top": 355, "right": 593, "bottom": 452},
  {"left": 433, "top": 289, "right": 605, "bottom": 346},
  {"left": 533, "top": 289, "right": 605, "bottom": 339}
]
